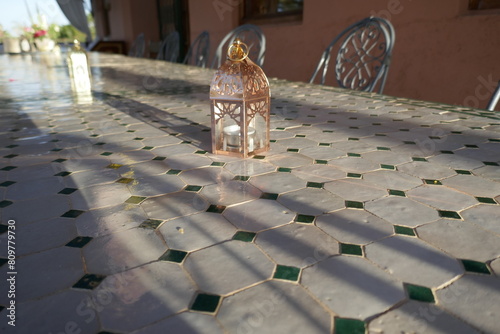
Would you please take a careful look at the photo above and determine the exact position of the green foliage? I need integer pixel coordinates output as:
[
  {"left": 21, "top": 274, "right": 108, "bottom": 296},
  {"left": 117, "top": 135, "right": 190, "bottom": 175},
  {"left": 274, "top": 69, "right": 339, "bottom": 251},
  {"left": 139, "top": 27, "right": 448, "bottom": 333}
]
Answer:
[{"left": 58, "top": 24, "right": 86, "bottom": 42}]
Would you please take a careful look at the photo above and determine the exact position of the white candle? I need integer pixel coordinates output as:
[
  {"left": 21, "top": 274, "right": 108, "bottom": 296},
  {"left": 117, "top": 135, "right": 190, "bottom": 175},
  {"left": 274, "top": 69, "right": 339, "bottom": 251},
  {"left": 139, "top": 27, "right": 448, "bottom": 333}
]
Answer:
[{"left": 223, "top": 125, "right": 255, "bottom": 152}]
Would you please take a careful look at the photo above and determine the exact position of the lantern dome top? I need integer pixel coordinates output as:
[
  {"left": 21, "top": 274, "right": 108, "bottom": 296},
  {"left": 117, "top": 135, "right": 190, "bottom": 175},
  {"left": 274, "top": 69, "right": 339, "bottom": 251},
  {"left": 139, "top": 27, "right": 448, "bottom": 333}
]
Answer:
[{"left": 210, "top": 39, "right": 270, "bottom": 100}]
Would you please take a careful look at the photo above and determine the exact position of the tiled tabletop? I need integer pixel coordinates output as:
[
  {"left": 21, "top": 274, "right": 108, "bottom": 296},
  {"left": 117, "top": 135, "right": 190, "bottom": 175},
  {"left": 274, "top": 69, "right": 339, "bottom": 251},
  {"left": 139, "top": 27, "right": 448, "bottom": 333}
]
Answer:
[{"left": 0, "top": 51, "right": 499, "bottom": 334}]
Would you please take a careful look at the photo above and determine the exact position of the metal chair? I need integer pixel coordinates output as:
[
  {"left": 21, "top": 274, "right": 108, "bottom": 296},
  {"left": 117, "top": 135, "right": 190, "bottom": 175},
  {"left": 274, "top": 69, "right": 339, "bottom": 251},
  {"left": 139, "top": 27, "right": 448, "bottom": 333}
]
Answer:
[
  {"left": 309, "top": 17, "right": 395, "bottom": 94},
  {"left": 211, "top": 24, "right": 266, "bottom": 68},
  {"left": 128, "top": 33, "right": 145, "bottom": 58},
  {"left": 157, "top": 31, "right": 180, "bottom": 62},
  {"left": 183, "top": 30, "right": 210, "bottom": 68},
  {"left": 486, "top": 80, "right": 500, "bottom": 111}
]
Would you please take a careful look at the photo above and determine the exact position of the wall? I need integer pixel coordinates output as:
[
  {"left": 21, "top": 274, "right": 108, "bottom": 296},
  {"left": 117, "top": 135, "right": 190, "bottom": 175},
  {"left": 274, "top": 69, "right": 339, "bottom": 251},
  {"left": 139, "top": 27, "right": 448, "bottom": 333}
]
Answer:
[
  {"left": 188, "top": 0, "right": 500, "bottom": 109},
  {"left": 93, "top": 0, "right": 160, "bottom": 54}
]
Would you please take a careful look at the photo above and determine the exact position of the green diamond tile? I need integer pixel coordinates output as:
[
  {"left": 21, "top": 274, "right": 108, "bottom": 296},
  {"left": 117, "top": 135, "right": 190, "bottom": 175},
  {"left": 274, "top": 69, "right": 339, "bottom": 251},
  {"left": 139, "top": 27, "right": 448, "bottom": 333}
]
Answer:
[
  {"left": 260, "top": 192, "right": 279, "bottom": 200},
  {"left": 142, "top": 146, "right": 154, "bottom": 150},
  {"left": 455, "top": 170, "right": 472, "bottom": 175},
  {"left": 460, "top": 259, "right": 491, "bottom": 274},
  {"left": 345, "top": 200, "right": 364, "bottom": 209},
  {"left": 5, "top": 144, "right": 18, "bottom": 148},
  {"left": 464, "top": 144, "right": 479, "bottom": 148},
  {"left": 489, "top": 138, "right": 500, "bottom": 142},
  {"left": 52, "top": 158, "right": 66, "bottom": 163},
  {"left": 159, "top": 249, "right": 188, "bottom": 263},
  {"left": 424, "top": 179, "right": 442, "bottom": 185},
  {"left": 315, "top": 159, "right": 328, "bottom": 164},
  {"left": 0, "top": 225, "right": 8, "bottom": 234},
  {"left": 403, "top": 141, "right": 416, "bottom": 145},
  {"left": 185, "top": 185, "right": 203, "bottom": 192},
  {"left": 476, "top": 197, "right": 497, "bottom": 204},
  {"left": 375, "top": 133, "right": 386, "bottom": 137},
  {"left": 295, "top": 134, "right": 306, "bottom": 138},
  {"left": 347, "top": 153, "right": 361, "bottom": 157},
  {"left": 302, "top": 124, "right": 311, "bottom": 127},
  {"left": 306, "top": 181, "right": 323, "bottom": 189},
  {"left": 133, "top": 137, "right": 144, "bottom": 140},
  {"left": 116, "top": 178, "right": 134, "bottom": 184},
  {"left": 195, "top": 150, "right": 207, "bottom": 154},
  {"left": 438, "top": 210, "right": 462, "bottom": 219},
  {"left": 0, "top": 200, "right": 13, "bottom": 208},
  {"left": 340, "top": 243, "right": 363, "bottom": 256},
  {"left": 166, "top": 169, "right": 182, "bottom": 175},
  {"left": 51, "top": 148, "right": 63, "bottom": 152},
  {"left": 483, "top": 161, "right": 499, "bottom": 166},
  {"left": 181, "top": 141, "right": 192, "bottom": 144},
  {"left": 94, "top": 142, "right": 105, "bottom": 146},
  {"left": 140, "top": 219, "right": 163, "bottom": 229},
  {"left": 348, "top": 137, "right": 359, "bottom": 141},
  {"left": 273, "top": 265, "right": 300, "bottom": 281},
  {"left": 206, "top": 204, "right": 226, "bottom": 214},
  {"left": 125, "top": 196, "right": 147, "bottom": 204},
  {"left": 190, "top": 293, "right": 221, "bottom": 313},
  {"left": 394, "top": 225, "right": 415, "bottom": 236},
  {"left": 50, "top": 139, "right": 60, "bottom": 142},
  {"left": 0, "top": 181, "right": 16, "bottom": 187},
  {"left": 275, "top": 127, "right": 286, "bottom": 130},
  {"left": 152, "top": 156, "right": 166, "bottom": 161},
  {"left": 100, "top": 152, "right": 113, "bottom": 156},
  {"left": 106, "top": 163, "right": 122, "bottom": 169},
  {"left": 3, "top": 154, "right": 18, "bottom": 159},
  {"left": 127, "top": 130, "right": 136, "bottom": 133},
  {"left": 61, "top": 210, "right": 84, "bottom": 218},
  {"left": 211, "top": 161, "right": 226, "bottom": 167},
  {"left": 380, "top": 164, "right": 396, "bottom": 170},
  {"left": 347, "top": 173, "right": 362, "bottom": 178},
  {"left": 440, "top": 150, "right": 454, "bottom": 154},
  {"left": 287, "top": 148, "right": 299, "bottom": 153},
  {"left": 73, "top": 274, "right": 106, "bottom": 290},
  {"left": 451, "top": 131, "right": 462, "bottom": 134},
  {"left": 412, "top": 157, "right": 427, "bottom": 162},
  {"left": 233, "top": 175, "right": 250, "bottom": 181},
  {"left": 65, "top": 236, "right": 92, "bottom": 248},
  {"left": 323, "top": 130, "right": 334, "bottom": 133},
  {"left": 429, "top": 136, "right": 441, "bottom": 139},
  {"left": 388, "top": 189, "right": 406, "bottom": 197},
  {"left": 278, "top": 167, "right": 292, "bottom": 173},
  {"left": 58, "top": 188, "right": 78, "bottom": 195},
  {"left": 54, "top": 171, "right": 72, "bottom": 177},
  {"left": 406, "top": 283, "right": 435, "bottom": 303},
  {"left": 253, "top": 155, "right": 266, "bottom": 159},
  {"left": 0, "top": 166, "right": 17, "bottom": 171},
  {"left": 232, "top": 231, "right": 256, "bottom": 242},
  {"left": 377, "top": 147, "right": 391, "bottom": 151},
  {"left": 295, "top": 214, "right": 315, "bottom": 224},
  {"left": 334, "top": 318, "right": 366, "bottom": 334}
]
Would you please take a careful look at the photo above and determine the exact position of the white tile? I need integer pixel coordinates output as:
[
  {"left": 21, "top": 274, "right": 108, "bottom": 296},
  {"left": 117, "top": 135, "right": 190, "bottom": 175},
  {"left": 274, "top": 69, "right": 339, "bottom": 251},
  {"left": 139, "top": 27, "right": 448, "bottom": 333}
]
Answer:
[
  {"left": 398, "top": 161, "right": 456, "bottom": 179},
  {"left": 159, "top": 212, "right": 236, "bottom": 251},
  {"left": 324, "top": 178, "right": 387, "bottom": 202},
  {"left": 0, "top": 247, "right": 84, "bottom": 303},
  {"left": 292, "top": 164, "right": 346, "bottom": 183},
  {"left": 184, "top": 241, "right": 274, "bottom": 295},
  {"left": 442, "top": 174, "right": 500, "bottom": 197},
  {"left": 132, "top": 312, "right": 224, "bottom": 334},
  {"left": 83, "top": 228, "right": 167, "bottom": 275},
  {"left": 94, "top": 262, "right": 196, "bottom": 332},
  {"left": 365, "top": 197, "right": 439, "bottom": 227},
  {"left": 278, "top": 188, "right": 344, "bottom": 215},
  {"left": 70, "top": 183, "right": 131, "bottom": 210},
  {"left": 328, "top": 157, "right": 380, "bottom": 173},
  {"left": 165, "top": 154, "right": 212, "bottom": 170},
  {"left": 317, "top": 209, "right": 393, "bottom": 244},
  {"left": 256, "top": 223, "right": 338, "bottom": 267},
  {"left": 365, "top": 235, "right": 463, "bottom": 287},
  {"left": 223, "top": 199, "right": 294, "bottom": 232},
  {"left": 179, "top": 167, "right": 234, "bottom": 186},
  {"left": 363, "top": 169, "right": 422, "bottom": 190},
  {"left": 461, "top": 205, "right": 500, "bottom": 235},
  {"left": 217, "top": 281, "right": 331, "bottom": 334},
  {"left": 0, "top": 289, "right": 99, "bottom": 334},
  {"left": 129, "top": 174, "right": 185, "bottom": 197},
  {"left": 369, "top": 300, "right": 481, "bottom": 334},
  {"left": 407, "top": 185, "right": 477, "bottom": 211},
  {"left": 436, "top": 275, "right": 500, "bottom": 334},
  {"left": 6, "top": 176, "right": 63, "bottom": 200},
  {"left": 265, "top": 152, "right": 313, "bottom": 168},
  {"left": 302, "top": 256, "right": 405, "bottom": 319},
  {"left": 225, "top": 159, "right": 276, "bottom": 176},
  {"left": 1, "top": 194, "right": 70, "bottom": 226},
  {"left": 249, "top": 172, "right": 307, "bottom": 194},
  {"left": 417, "top": 219, "right": 500, "bottom": 262},
  {"left": 200, "top": 181, "right": 261, "bottom": 206}
]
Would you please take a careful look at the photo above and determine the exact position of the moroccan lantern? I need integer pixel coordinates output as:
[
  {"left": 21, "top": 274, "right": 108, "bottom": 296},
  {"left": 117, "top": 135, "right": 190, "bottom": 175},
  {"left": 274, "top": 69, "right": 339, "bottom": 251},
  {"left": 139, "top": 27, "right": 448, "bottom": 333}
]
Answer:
[
  {"left": 209, "top": 39, "right": 270, "bottom": 158},
  {"left": 67, "top": 40, "right": 91, "bottom": 93}
]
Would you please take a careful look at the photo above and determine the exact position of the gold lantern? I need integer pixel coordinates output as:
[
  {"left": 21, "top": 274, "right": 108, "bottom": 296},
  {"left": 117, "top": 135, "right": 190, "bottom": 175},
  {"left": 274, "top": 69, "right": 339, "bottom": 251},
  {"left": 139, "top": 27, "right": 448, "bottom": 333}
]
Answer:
[
  {"left": 209, "top": 39, "right": 270, "bottom": 158},
  {"left": 67, "top": 40, "right": 91, "bottom": 94}
]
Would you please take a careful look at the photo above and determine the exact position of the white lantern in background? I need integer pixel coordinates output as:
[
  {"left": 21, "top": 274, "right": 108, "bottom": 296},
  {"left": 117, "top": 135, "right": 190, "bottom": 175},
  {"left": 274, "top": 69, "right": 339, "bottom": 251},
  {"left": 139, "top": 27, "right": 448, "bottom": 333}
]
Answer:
[
  {"left": 67, "top": 40, "right": 91, "bottom": 93},
  {"left": 209, "top": 39, "right": 270, "bottom": 158}
]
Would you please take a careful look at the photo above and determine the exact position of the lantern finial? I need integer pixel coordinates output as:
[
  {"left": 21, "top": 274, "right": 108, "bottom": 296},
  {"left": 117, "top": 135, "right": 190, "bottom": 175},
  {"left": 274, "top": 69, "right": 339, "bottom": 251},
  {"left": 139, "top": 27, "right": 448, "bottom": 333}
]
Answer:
[{"left": 227, "top": 38, "right": 248, "bottom": 62}]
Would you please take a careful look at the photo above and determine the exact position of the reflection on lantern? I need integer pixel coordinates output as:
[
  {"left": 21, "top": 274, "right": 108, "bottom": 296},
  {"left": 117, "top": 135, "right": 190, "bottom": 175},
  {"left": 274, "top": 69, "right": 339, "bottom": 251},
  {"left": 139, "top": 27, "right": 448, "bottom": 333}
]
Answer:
[
  {"left": 67, "top": 40, "right": 91, "bottom": 94},
  {"left": 209, "top": 39, "right": 270, "bottom": 158}
]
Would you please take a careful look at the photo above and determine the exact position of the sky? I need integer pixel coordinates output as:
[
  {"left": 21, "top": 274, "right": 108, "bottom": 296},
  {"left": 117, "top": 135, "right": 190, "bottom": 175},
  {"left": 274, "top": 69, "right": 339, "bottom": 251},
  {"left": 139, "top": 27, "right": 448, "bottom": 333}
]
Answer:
[{"left": 0, "top": 0, "right": 90, "bottom": 34}]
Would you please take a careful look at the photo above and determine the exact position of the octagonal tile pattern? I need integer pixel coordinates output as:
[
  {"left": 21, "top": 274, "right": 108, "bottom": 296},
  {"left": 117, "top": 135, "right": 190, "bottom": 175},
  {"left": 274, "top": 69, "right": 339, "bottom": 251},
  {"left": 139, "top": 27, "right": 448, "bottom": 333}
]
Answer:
[{"left": 2, "top": 52, "right": 497, "bottom": 333}]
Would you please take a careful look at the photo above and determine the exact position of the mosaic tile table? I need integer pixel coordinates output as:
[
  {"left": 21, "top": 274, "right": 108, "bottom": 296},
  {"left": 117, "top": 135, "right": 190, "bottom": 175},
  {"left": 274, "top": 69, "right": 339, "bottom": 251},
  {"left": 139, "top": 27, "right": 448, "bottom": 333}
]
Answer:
[{"left": 0, "top": 52, "right": 499, "bottom": 334}]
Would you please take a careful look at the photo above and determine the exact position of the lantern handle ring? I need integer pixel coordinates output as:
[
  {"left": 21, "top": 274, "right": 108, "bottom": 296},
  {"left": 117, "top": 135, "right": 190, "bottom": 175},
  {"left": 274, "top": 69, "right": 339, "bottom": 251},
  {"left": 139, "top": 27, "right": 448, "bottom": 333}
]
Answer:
[{"left": 227, "top": 38, "right": 249, "bottom": 62}]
